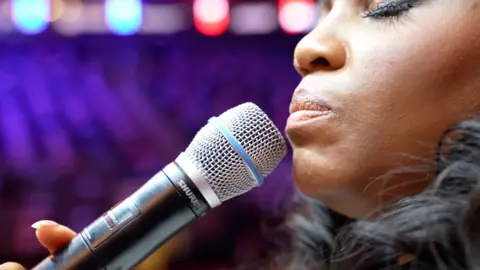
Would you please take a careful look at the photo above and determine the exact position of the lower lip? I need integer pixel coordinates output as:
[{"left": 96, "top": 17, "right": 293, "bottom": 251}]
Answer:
[{"left": 286, "top": 110, "right": 331, "bottom": 129}]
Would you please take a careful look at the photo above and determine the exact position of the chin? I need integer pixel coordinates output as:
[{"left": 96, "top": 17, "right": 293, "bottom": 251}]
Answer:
[
  {"left": 291, "top": 147, "right": 378, "bottom": 218},
  {"left": 292, "top": 147, "right": 348, "bottom": 194},
  {"left": 292, "top": 149, "right": 433, "bottom": 218}
]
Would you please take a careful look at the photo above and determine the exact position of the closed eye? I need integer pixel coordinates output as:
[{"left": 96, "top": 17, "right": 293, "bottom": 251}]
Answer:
[{"left": 364, "top": 0, "right": 423, "bottom": 20}]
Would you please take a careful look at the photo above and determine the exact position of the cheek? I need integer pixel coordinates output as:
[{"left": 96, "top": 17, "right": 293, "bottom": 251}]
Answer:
[
  {"left": 346, "top": 14, "right": 480, "bottom": 135},
  {"left": 318, "top": 11, "right": 480, "bottom": 194}
]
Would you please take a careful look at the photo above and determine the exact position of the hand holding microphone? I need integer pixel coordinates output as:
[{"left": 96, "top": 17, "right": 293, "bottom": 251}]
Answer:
[
  {"left": 0, "top": 221, "right": 76, "bottom": 270},
  {"left": 2, "top": 103, "right": 287, "bottom": 270}
]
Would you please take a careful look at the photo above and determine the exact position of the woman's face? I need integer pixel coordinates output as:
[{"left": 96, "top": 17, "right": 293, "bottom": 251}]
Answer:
[{"left": 287, "top": 0, "right": 480, "bottom": 218}]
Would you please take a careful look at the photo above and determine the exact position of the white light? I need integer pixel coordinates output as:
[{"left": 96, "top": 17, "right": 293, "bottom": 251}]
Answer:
[
  {"left": 105, "top": 0, "right": 143, "bottom": 35},
  {"left": 231, "top": 3, "right": 277, "bottom": 35},
  {"left": 142, "top": 4, "right": 189, "bottom": 34},
  {"left": 279, "top": 1, "right": 315, "bottom": 34},
  {"left": 53, "top": 3, "right": 109, "bottom": 35},
  {"left": 193, "top": 0, "right": 229, "bottom": 24},
  {"left": 59, "top": 1, "right": 83, "bottom": 23}
]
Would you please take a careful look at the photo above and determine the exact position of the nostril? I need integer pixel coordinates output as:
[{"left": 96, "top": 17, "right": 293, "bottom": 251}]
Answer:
[{"left": 311, "top": 57, "right": 330, "bottom": 68}]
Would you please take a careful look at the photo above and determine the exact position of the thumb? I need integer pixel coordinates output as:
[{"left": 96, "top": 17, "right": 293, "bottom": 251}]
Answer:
[{"left": 32, "top": 221, "right": 77, "bottom": 254}]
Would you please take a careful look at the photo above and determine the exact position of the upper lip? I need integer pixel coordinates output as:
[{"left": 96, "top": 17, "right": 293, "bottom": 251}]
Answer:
[{"left": 289, "top": 94, "right": 332, "bottom": 114}]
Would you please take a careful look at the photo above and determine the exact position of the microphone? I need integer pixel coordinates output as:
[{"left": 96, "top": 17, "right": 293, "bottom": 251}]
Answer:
[{"left": 33, "top": 103, "right": 287, "bottom": 270}]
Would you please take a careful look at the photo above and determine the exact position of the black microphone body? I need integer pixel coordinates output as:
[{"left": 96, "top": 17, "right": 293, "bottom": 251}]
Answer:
[
  {"left": 34, "top": 157, "right": 213, "bottom": 270},
  {"left": 32, "top": 103, "right": 288, "bottom": 270}
]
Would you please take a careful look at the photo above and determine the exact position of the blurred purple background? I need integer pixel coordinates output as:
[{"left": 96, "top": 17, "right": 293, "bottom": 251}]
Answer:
[{"left": 0, "top": 0, "right": 316, "bottom": 268}]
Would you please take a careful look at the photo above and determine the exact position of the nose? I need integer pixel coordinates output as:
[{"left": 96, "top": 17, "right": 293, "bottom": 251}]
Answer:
[{"left": 293, "top": 25, "right": 347, "bottom": 75}]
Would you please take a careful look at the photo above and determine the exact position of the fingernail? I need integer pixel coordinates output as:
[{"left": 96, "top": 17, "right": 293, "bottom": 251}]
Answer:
[
  {"left": 0, "top": 262, "right": 24, "bottom": 269},
  {"left": 31, "top": 220, "right": 58, "bottom": 229}
]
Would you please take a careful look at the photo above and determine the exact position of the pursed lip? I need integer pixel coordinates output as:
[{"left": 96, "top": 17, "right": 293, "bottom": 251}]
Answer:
[
  {"left": 289, "top": 97, "right": 332, "bottom": 114},
  {"left": 286, "top": 94, "right": 334, "bottom": 131}
]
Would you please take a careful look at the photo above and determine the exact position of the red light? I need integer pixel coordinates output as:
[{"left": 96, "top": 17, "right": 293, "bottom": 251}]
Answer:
[
  {"left": 279, "top": 0, "right": 315, "bottom": 34},
  {"left": 193, "top": 0, "right": 229, "bottom": 36}
]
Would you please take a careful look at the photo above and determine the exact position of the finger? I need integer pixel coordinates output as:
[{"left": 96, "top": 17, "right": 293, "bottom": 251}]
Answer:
[
  {"left": 32, "top": 220, "right": 77, "bottom": 254},
  {"left": 0, "top": 262, "right": 25, "bottom": 270}
]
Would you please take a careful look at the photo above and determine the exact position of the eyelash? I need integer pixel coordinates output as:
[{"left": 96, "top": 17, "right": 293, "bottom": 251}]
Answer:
[{"left": 363, "top": 0, "right": 419, "bottom": 20}]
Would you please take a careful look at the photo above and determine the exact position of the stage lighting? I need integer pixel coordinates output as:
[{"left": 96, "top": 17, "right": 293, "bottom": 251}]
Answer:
[
  {"left": 11, "top": 0, "right": 49, "bottom": 34},
  {"left": 230, "top": 3, "right": 277, "bottom": 35},
  {"left": 193, "top": 0, "right": 229, "bottom": 36},
  {"left": 279, "top": 0, "right": 315, "bottom": 34},
  {"left": 105, "top": 0, "right": 142, "bottom": 35}
]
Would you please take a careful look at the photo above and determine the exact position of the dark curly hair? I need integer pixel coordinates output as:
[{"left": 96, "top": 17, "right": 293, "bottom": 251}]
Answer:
[{"left": 253, "top": 119, "right": 480, "bottom": 270}]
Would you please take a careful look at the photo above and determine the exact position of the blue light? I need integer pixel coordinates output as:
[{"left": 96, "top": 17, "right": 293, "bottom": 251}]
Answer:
[
  {"left": 105, "top": 0, "right": 143, "bottom": 36},
  {"left": 11, "top": 0, "right": 49, "bottom": 35}
]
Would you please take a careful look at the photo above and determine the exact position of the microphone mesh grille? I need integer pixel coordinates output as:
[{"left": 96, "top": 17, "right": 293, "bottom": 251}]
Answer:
[{"left": 184, "top": 103, "right": 287, "bottom": 202}]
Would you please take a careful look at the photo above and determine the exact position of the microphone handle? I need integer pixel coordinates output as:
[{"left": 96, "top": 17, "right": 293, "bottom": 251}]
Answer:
[{"left": 33, "top": 161, "right": 212, "bottom": 270}]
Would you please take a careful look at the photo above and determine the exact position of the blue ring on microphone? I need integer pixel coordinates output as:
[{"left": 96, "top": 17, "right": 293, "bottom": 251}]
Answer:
[{"left": 209, "top": 117, "right": 263, "bottom": 186}]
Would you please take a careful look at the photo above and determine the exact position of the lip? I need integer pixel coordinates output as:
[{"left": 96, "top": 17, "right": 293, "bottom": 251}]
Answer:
[
  {"left": 289, "top": 98, "right": 332, "bottom": 114},
  {"left": 286, "top": 97, "right": 333, "bottom": 130}
]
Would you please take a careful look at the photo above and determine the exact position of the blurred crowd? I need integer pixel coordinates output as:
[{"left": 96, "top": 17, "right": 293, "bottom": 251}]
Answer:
[{"left": 0, "top": 34, "right": 300, "bottom": 269}]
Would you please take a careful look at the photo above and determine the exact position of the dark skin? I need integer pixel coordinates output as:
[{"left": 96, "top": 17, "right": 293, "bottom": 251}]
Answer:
[
  {"left": 286, "top": 0, "right": 480, "bottom": 218},
  {"left": 3, "top": 0, "right": 480, "bottom": 268},
  {"left": 0, "top": 221, "right": 76, "bottom": 269}
]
